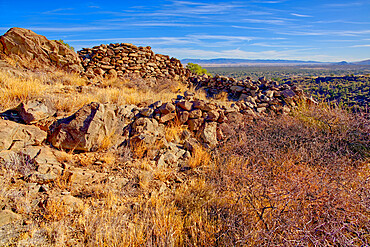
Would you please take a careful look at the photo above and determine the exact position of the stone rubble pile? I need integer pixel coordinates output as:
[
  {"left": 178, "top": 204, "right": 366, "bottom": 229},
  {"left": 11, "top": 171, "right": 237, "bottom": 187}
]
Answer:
[
  {"left": 189, "top": 74, "right": 316, "bottom": 114},
  {"left": 78, "top": 43, "right": 190, "bottom": 81}
]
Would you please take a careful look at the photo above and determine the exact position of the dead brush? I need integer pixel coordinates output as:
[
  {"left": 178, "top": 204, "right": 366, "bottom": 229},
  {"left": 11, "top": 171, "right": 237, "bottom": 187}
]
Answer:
[
  {"left": 198, "top": 102, "right": 370, "bottom": 246},
  {"left": 187, "top": 145, "right": 211, "bottom": 169}
]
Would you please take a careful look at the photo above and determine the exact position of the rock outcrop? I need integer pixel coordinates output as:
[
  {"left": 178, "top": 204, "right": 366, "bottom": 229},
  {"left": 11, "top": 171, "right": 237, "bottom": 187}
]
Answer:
[
  {"left": 48, "top": 102, "right": 135, "bottom": 151},
  {"left": 0, "top": 119, "right": 47, "bottom": 151},
  {"left": 78, "top": 43, "right": 190, "bottom": 80},
  {"left": 0, "top": 99, "right": 56, "bottom": 124},
  {"left": 0, "top": 28, "right": 83, "bottom": 72}
]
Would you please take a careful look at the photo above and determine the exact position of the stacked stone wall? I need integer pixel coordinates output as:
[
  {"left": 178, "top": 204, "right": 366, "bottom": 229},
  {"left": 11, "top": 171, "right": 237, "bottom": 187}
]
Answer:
[{"left": 78, "top": 43, "right": 190, "bottom": 81}]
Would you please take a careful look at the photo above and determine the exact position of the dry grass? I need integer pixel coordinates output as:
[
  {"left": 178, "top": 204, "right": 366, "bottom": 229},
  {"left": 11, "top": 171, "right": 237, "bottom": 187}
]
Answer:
[
  {"left": 0, "top": 66, "right": 195, "bottom": 115},
  {"left": 0, "top": 70, "right": 47, "bottom": 110},
  {"left": 187, "top": 145, "right": 212, "bottom": 169}
]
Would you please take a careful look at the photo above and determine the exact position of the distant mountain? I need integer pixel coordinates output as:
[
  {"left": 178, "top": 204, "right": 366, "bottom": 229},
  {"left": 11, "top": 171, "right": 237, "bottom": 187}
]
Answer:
[
  {"left": 181, "top": 58, "right": 325, "bottom": 66},
  {"left": 354, "top": 59, "right": 370, "bottom": 65}
]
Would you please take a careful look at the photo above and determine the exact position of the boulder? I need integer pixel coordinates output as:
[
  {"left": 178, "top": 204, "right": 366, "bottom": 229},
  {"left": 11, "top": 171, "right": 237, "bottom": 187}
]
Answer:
[
  {"left": 0, "top": 119, "right": 47, "bottom": 151},
  {"left": 49, "top": 102, "right": 127, "bottom": 152},
  {"left": 206, "top": 110, "right": 220, "bottom": 122},
  {"left": 5, "top": 99, "right": 56, "bottom": 124},
  {"left": 0, "top": 210, "right": 22, "bottom": 227},
  {"left": 159, "top": 112, "right": 176, "bottom": 123},
  {"left": 159, "top": 102, "right": 176, "bottom": 114},
  {"left": 187, "top": 118, "right": 204, "bottom": 131},
  {"left": 177, "top": 101, "right": 192, "bottom": 111},
  {"left": 0, "top": 28, "right": 83, "bottom": 72},
  {"left": 189, "top": 109, "right": 202, "bottom": 119},
  {"left": 199, "top": 122, "right": 218, "bottom": 147},
  {"left": 177, "top": 110, "right": 189, "bottom": 124},
  {"left": 281, "top": 89, "right": 296, "bottom": 98}
]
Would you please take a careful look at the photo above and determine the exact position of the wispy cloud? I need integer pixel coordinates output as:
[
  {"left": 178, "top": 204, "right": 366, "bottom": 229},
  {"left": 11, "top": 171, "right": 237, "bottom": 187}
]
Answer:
[
  {"left": 243, "top": 18, "right": 288, "bottom": 25},
  {"left": 130, "top": 22, "right": 212, "bottom": 27},
  {"left": 351, "top": 44, "right": 370, "bottom": 47},
  {"left": 291, "top": 13, "right": 312, "bottom": 18},
  {"left": 188, "top": 34, "right": 255, "bottom": 41},
  {"left": 278, "top": 29, "right": 370, "bottom": 37},
  {"left": 26, "top": 26, "right": 114, "bottom": 32},
  {"left": 323, "top": 2, "right": 365, "bottom": 7},
  {"left": 42, "top": 8, "right": 75, "bottom": 15},
  {"left": 153, "top": 47, "right": 333, "bottom": 61}
]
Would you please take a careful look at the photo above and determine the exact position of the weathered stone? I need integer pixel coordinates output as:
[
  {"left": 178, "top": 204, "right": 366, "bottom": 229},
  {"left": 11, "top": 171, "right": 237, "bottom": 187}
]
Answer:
[
  {"left": 140, "top": 107, "right": 154, "bottom": 117},
  {"left": 0, "top": 119, "right": 47, "bottom": 151},
  {"left": 187, "top": 118, "right": 204, "bottom": 131},
  {"left": 206, "top": 110, "right": 220, "bottom": 122},
  {"left": 256, "top": 107, "right": 267, "bottom": 113},
  {"left": 100, "top": 64, "right": 115, "bottom": 70},
  {"left": 159, "top": 112, "right": 176, "bottom": 123},
  {"left": 199, "top": 122, "right": 218, "bottom": 147},
  {"left": 0, "top": 210, "right": 21, "bottom": 227},
  {"left": 0, "top": 28, "right": 83, "bottom": 72},
  {"left": 159, "top": 102, "right": 176, "bottom": 114},
  {"left": 189, "top": 109, "right": 202, "bottom": 119},
  {"left": 230, "top": 85, "right": 244, "bottom": 93},
  {"left": 281, "top": 89, "right": 296, "bottom": 98},
  {"left": 49, "top": 102, "right": 126, "bottom": 152},
  {"left": 177, "top": 100, "right": 192, "bottom": 111},
  {"left": 11, "top": 99, "right": 56, "bottom": 124},
  {"left": 177, "top": 110, "right": 189, "bottom": 124}
]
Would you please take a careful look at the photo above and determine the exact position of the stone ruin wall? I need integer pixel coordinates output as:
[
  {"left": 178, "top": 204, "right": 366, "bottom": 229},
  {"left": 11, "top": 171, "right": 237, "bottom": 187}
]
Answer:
[{"left": 78, "top": 43, "right": 191, "bottom": 81}]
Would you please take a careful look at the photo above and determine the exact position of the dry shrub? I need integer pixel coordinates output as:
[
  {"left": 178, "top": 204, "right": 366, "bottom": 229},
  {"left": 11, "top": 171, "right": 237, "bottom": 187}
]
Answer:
[{"left": 192, "top": 103, "right": 370, "bottom": 246}]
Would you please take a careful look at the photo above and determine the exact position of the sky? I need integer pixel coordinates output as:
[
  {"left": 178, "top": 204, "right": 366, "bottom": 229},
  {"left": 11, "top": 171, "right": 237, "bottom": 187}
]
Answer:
[{"left": 0, "top": 0, "right": 369, "bottom": 62}]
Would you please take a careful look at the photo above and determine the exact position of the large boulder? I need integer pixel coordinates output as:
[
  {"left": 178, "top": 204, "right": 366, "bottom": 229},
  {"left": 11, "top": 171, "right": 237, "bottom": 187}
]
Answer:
[
  {"left": 49, "top": 102, "right": 131, "bottom": 152},
  {"left": 0, "top": 99, "right": 56, "bottom": 124},
  {"left": 0, "top": 27, "right": 83, "bottom": 72},
  {"left": 0, "top": 119, "right": 47, "bottom": 151}
]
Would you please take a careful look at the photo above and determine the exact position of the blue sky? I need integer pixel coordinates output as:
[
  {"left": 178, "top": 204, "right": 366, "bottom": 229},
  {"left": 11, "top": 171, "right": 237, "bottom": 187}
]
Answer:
[{"left": 0, "top": 0, "right": 369, "bottom": 62}]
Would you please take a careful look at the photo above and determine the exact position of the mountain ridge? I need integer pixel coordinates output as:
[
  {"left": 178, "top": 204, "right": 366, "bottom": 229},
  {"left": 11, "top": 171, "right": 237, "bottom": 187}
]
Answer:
[{"left": 181, "top": 58, "right": 370, "bottom": 66}]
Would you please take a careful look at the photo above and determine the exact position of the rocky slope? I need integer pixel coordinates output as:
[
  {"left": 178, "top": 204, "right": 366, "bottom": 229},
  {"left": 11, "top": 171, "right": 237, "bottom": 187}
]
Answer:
[{"left": 2, "top": 27, "right": 366, "bottom": 246}]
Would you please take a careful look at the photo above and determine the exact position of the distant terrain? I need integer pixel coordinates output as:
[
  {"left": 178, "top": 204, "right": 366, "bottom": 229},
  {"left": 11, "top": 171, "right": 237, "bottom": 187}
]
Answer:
[
  {"left": 206, "top": 65, "right": 370, "bottom": 112},
  {"left": 182, "top": 58, "right": 370, "bottom": 67}
]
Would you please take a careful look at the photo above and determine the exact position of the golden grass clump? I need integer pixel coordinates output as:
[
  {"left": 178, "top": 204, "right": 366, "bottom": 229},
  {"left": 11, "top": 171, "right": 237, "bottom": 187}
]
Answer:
[
  {"left": 187, "top": 145, "right": 212, "bottom": 169},
  {"left": 0, "top": 70, "right": 46, "bottom": 110}
]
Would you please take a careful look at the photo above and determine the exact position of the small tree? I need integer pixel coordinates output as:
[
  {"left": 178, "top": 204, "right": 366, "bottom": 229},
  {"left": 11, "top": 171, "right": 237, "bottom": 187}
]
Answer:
[
  {"left": 56, "top": 39, "right": 75, "bottom": 51},
  {"left": 186, "top": 63, "right": 210, "bottom": 76}
]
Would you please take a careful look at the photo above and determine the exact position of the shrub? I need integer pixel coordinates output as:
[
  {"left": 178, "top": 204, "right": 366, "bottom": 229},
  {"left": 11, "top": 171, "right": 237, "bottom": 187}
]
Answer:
[
  {"left": 186, "top": 63, "right": 210, "bottom": 76},
  {"left": 55, "top": 39, "right": 75, "bottom": 51}
]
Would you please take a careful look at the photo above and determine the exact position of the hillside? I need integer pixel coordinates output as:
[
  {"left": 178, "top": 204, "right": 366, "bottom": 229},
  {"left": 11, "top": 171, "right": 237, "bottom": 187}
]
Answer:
[{"left": 0, "top": 28, "right": 369, "bottom": 246}]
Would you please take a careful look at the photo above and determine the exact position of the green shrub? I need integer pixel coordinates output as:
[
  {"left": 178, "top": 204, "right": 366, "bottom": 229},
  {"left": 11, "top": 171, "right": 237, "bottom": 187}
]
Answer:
[
  {"left": 186, "top": 63, "right": 210, "bottom": 76},
  {"left": 55, "top": 39, "right": 75, "bottom": 51}
]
